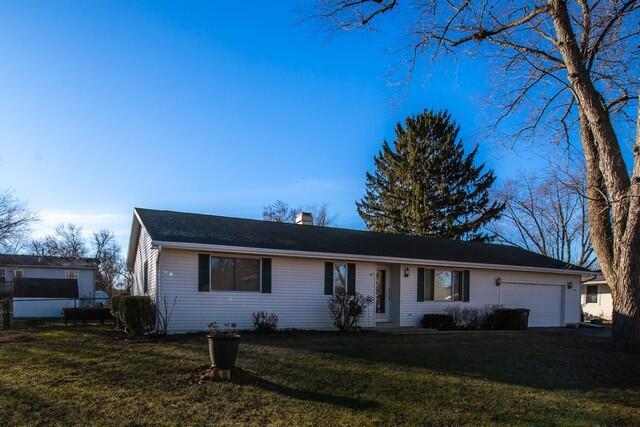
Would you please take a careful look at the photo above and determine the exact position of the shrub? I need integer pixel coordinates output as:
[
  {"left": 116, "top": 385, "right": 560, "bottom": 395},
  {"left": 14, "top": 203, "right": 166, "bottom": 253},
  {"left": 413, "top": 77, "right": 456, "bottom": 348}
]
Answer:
[
  {"left": 445, "top": 307, "right": 480, "bottom": 330},
  {"left": 252, "top": 311, "right": 279, "bottom": 333},
  {"left": 328, "top": 290, "right": 374, "bottom": 332},
  {"left": 111, "top": 295, "right": 156, "bottom": 337},
  {"left": 421, "top": 314, "right": 454, "bottom": 330}
]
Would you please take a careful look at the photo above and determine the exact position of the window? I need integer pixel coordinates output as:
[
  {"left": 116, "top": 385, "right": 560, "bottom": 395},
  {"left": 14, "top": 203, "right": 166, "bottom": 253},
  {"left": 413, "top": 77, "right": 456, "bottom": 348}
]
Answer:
[
  {"left": 14, "top": 270, "right": 23, "bottom": 279},
  {"left": 434, "top": 270, "right": 463, "bottom": 302},
  {"left": 65, "top": 270, "right": 79, "bottom": 280},
  {"left": 333, "top": 262, "right": 347, "bottom": 294},
  {"left": 586, "top": 285, "right": 598, "bottom": 304},
  {"left": 210, "top": 256, "right": 260, "bottom": 292},
  {"left": 143, "top": 261, "right": 149, "bottom": 294}
]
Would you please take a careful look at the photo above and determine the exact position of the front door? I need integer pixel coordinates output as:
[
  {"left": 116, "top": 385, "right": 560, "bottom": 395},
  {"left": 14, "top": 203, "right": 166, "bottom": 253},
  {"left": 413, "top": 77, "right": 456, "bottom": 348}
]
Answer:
[{"left": 376, "top": 268, "right": 390, "bottom": 322}]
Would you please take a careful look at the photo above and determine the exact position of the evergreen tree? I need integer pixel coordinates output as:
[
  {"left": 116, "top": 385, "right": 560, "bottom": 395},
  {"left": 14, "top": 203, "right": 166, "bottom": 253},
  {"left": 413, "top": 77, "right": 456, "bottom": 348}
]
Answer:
[{"left": 357, "top": 110, "right": 503, "bottom": 241}]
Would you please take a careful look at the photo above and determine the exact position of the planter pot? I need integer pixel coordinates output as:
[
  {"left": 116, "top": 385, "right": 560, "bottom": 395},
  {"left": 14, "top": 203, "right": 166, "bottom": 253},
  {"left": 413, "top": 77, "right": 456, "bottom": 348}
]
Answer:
[{"left": 207, "top": 335, "right": 240, "bottom": 368}]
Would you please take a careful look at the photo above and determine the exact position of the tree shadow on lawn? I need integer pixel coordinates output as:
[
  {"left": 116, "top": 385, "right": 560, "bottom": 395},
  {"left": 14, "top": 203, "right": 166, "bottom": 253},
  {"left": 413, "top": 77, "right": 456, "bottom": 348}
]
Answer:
[
  {"left": 0, "top": 382, "right": 73, "bottom": 422},
  {"left": 229, "top": 367, "right": 380, "bottom": 410},
  {"left": 248, "top": 330, "right": 640, "bottom": 398}
]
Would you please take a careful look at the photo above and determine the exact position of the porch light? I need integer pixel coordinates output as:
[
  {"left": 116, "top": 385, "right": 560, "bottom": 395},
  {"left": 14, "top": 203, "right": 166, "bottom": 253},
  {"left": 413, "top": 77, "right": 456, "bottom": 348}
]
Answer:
[
  {"left": 404, "top": 267, "right": 410, "bottom": 278},
  {"left": 495, "top": 277, "right": 501, "bottom": 286},
  {"left": 567, "top": 281, "right": 573, "bottom": 289}
]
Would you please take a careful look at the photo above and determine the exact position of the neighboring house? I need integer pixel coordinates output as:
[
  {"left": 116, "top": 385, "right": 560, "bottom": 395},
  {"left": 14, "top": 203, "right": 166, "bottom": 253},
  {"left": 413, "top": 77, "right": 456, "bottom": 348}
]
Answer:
[
  {"left": 126, "top": 208, "right": 589, "bottom": 333},
  {"left": 581, "top": 272, "right": 612, "bottom": 320},
  {"left": 0, "top": 254, "right": 98, "bottom": 318}
]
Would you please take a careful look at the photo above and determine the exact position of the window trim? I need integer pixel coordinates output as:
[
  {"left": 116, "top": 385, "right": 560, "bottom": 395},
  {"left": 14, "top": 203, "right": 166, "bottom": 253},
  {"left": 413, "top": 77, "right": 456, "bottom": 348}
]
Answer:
[
  {"left": 209, "top": 254, "right": 262, "bottom": 293},
  {"left": 14, "top": 270, "right": 23, "bottom": 279},
  {"left": 431, "top": 268, "right": 465, "bottom": 302},
  {"left": 585, "top": 285, "right": 598, "bottom": 304}
]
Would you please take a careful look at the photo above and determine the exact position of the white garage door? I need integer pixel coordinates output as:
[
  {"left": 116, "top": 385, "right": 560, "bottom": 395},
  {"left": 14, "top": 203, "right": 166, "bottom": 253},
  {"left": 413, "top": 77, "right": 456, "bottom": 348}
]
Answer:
[{"left": 501, "top": 284, "right": 564, "bottom": 327}]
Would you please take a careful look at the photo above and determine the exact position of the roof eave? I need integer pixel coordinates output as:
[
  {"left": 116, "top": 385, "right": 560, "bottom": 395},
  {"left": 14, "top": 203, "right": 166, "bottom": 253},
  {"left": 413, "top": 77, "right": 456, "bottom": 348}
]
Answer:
[
  {"left": 125, "top": 209, "right": 143, "bottom": 270},
  {"left": 151, "top": 240, "right": 588, "bottom": 276}
]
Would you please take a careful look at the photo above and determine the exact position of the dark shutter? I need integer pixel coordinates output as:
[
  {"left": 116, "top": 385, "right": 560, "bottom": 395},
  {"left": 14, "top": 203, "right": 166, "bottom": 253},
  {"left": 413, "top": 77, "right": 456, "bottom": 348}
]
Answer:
[
  {"left": 347, "top": 263, "right": 356, "bottom": 295},
  {"left": 324, "top": 262, "right": 333, "bottom": 295},
  {"left": 462, "top": 270, "right": 470, "bottom": 302},
  {"left": 426, "top": 269, "right": 435, "bottom": 301},
  {"left": 198, "top": 254, "right": 210, "bottom": 292},
  {"left": 261, "top": 258, "right": 272, "bottom": 293},
  {"left": 417, "top": 267, "right": 424, "bottom": 302}
]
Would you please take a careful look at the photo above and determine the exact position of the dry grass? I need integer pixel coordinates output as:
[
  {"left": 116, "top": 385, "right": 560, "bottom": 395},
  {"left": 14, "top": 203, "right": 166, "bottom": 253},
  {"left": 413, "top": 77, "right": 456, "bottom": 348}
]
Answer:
[{"left": 0, "top": 326, "right": 639, "bottom": 425}]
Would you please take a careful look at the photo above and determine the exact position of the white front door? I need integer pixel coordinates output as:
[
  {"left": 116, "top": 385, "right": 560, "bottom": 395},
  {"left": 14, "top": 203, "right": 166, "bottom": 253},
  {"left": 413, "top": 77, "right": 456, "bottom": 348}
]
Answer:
[{"left": 376, "top": 268, "right": 390, "bottom": 322}]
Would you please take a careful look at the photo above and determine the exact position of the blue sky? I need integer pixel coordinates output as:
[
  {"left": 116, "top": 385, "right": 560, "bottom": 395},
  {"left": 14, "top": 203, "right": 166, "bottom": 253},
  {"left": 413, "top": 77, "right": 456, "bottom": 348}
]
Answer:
[{"left": 0, "top": 1, "right": 556, "bottom": 250}]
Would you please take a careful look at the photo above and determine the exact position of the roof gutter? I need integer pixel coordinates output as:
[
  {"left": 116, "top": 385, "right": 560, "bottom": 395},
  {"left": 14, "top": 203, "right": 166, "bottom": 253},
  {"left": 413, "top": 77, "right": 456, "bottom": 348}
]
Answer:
[{"left": 151, "top": 240, "right": 588, "bottom": 276}]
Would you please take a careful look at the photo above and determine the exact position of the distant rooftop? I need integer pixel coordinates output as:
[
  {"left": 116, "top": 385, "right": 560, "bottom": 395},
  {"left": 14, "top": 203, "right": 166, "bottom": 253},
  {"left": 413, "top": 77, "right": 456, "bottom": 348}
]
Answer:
[
  {"left": 131, "top": 208, "right": 590, "bottom": 273},
  {"left": 0, "top": 254, "right": 98, "bottom": 269}
]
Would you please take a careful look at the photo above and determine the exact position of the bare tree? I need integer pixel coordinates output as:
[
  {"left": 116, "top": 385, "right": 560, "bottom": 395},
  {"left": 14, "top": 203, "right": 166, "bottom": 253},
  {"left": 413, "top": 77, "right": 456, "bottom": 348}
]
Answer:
[
  {"left": 317, "top": 0, "right": 640, "bottom": 350},
  {"left": 30, "top": 224, "right": 126, "bottom": 295},
  {"left": 489, "top": 171, "right": 595, "bottom": 268},
  {"left": 0, "top": 191, "right": 37, "bottom": 253},
  {"left": 92, "top": 229, "right": 125, "bottom": 296},
  {"left": 30, "top": 223, "right": 88, "bottom": 257},
  {"left": 262, "top": 200, "right": 336, "bottom": 226},
  {"left": 262, "top": 200, "right": 295, "bottom": 223},
  {"left": 309, "top": 204, "right": 336, "bottom": 226}
]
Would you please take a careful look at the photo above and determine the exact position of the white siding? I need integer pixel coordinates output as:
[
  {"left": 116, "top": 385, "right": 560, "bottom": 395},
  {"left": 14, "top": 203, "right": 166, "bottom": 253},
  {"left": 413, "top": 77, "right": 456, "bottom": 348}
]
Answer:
[
  {"left": 398, "top": 265, "right": 581, "bottom": 327},
  {"left": 582, "top": 283, "right": 613, "bottom": 320},
  {"left": 131, "top": 226, "right": 159, "bottom": 300},
  {"left": 156, "top": 249, "right": 376, "bottom": 332},
  {"left": 13, "top": 298, "right": 77, "bottom": 318}
]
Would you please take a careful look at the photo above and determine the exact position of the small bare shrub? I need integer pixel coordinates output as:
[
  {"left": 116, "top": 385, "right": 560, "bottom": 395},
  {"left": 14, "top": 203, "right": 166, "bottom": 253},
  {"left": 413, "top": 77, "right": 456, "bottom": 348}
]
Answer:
[
  {"left": 252, "top": 311, "right": 279, "bottom": 333},
  {"left": 328, "top": 290, "right": 374, "bottom": 332},
  {"left": 445, "top": 305, "right": 503, "bottom": 330},
  {"left": 445, "top": 306, "right": 480, "bottom": 330}
]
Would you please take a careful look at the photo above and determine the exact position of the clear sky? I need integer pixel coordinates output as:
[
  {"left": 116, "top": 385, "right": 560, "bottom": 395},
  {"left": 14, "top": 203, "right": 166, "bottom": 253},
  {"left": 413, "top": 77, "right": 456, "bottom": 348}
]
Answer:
[{"left": 0, "top": 1, "right": 556, "bottom": 251}]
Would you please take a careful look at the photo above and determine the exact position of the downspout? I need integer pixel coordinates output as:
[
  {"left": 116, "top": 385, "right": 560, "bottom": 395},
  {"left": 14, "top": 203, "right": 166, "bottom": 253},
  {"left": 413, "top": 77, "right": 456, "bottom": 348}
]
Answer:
[{"left": 156, "top": 245, "right": 162, "bottom": 320}]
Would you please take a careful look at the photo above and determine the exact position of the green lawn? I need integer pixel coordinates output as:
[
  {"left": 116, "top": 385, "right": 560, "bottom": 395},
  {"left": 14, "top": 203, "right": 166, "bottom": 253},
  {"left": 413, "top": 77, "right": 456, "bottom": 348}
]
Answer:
[{"left": 0, "top": 327, "right": 639, "bottom": 425}]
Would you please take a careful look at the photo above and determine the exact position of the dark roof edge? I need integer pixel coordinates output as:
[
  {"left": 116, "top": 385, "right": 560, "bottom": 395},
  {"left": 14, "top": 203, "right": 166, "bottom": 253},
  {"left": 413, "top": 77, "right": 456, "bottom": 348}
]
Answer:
[
  {"left": 134, "top": 207, "right": 592, "bottom": 274},
  {"left": 153, "top": 239, "right": 590, "bottom": 275}
]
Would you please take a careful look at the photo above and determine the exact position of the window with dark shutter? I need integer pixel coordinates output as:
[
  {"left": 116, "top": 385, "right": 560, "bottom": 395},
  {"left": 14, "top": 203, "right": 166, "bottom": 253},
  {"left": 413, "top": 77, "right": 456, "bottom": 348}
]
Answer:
[
  {"left": 462, "top": 270, "right": 470, "bottom": 302},
  {"left": 198, "top": 254, "right": 210, "bottom": 292},
  {"left": 417, "top": 268, "right": 424, "bottom": 302},
  {"left": 324, "top": 262, "right": 333, "bottom": 295},
  {"left": 347, "top": 263, "right": 356, "bottom": 295},
  {"left": 425, "top": 269, "right": 435, "bottom": 301},
  {"left": 261, "top": 258, "right": 272, "bottom": 293}
]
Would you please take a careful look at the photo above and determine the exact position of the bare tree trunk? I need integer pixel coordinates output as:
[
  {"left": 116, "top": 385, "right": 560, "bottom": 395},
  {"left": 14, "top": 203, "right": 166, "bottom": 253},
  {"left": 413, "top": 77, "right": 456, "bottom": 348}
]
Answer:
[{"left": 549, "top": 0, "right": 640, "bottom": 351}]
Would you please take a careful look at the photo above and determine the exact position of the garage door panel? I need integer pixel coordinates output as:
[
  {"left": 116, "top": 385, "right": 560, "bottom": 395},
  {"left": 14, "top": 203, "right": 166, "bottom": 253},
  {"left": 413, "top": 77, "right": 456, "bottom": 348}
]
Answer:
[{"left": 501, "top": 284, "right": 564, "bottom": 327}]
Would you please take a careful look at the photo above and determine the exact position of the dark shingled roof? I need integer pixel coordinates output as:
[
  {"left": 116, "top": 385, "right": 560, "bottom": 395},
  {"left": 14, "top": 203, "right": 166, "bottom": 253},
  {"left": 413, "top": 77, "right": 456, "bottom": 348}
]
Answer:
[
  {"left": 135, "top": 208, "right": 590, "bottom": 272},
  {"left": 0, "top": 254, "right": 98, "bottom": 269},
  {"left": 13, "top": 278, "right": 79, "bottom": 298}
]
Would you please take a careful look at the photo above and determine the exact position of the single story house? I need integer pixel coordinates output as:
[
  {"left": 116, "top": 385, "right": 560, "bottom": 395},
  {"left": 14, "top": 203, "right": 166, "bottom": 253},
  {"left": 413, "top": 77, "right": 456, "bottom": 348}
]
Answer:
[
  {"left": 581, "top": 271, "right": 612, "bottom": 320},
  {"left": 126, "top": 208, "right": 589, "bottom": 333},
  {"left": 0, "top": 254, "right": 98, "bottom": 317}
]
